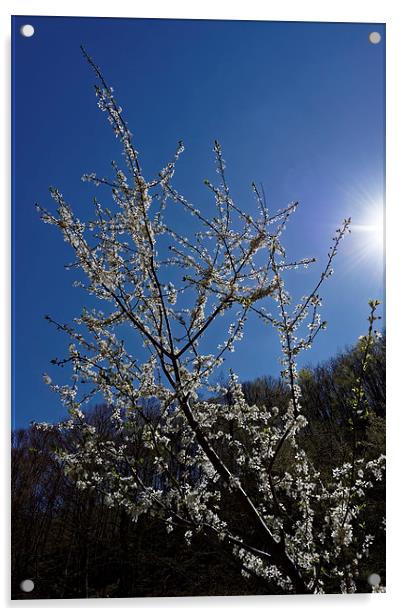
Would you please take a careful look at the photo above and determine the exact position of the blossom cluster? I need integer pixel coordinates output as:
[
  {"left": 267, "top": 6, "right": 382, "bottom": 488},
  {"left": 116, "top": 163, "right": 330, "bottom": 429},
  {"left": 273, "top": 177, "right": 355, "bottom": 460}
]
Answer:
[{"left": 36, "top": 49, "right": 385, "bottom": 595}]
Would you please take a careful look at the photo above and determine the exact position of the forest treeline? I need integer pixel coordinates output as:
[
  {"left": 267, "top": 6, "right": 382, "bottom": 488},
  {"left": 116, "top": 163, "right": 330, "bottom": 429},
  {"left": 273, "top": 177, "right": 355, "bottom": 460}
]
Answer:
[{"left": 11, "top": 335, "right": 385, "bottom": 599}]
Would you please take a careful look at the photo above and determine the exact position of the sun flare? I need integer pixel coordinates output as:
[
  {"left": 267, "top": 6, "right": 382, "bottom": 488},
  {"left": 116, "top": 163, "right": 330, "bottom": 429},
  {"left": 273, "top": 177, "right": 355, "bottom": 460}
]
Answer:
[{"left": 351, "top": 199, "right": 384, "bottom": 267}]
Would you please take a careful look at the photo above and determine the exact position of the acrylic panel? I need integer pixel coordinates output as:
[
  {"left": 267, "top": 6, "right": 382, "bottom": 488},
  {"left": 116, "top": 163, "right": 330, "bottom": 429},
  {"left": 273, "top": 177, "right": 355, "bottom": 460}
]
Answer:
[{"left": 11, "top": 16, "right": 386, "bottom": 599}]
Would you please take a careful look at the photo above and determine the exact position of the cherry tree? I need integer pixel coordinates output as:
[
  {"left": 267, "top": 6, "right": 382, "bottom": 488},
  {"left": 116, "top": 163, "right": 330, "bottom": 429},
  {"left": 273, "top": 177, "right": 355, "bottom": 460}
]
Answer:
[{"left": 36, "top": 48, "right": 385, "bottom": 594}]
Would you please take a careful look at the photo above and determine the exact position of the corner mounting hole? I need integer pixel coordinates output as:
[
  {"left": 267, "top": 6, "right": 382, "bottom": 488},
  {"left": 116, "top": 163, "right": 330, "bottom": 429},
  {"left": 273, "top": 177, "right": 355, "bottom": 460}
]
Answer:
[
  {"left": 20, "top": 579, "right": 34, "bottom": 593},
  {"left": 367, "top": 573, "right": 381, "bottom": 586},
  {"left": 368, "top": 32, "right": 381, "bottom": 44},
  {"left": 20, "top": 24, "right": 35, "bottom": 38}
]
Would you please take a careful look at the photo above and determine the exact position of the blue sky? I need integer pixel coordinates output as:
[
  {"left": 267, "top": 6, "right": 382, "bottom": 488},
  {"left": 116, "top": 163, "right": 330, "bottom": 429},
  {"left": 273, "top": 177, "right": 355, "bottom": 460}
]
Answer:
[{"left": 12, "top": 16, "right": 385, "bottom": 428}]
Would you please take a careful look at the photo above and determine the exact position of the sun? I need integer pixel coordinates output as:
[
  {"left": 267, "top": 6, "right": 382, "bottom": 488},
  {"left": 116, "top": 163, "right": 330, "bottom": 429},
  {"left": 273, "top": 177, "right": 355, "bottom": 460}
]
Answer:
[{"left": 351, "top": 199, "right": 384, "bottom": 267}]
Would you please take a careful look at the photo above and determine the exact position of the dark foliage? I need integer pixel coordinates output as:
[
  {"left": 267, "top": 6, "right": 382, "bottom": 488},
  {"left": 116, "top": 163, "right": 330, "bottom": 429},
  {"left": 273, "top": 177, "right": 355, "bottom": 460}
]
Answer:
[{"left": 11, "top": 337, "right": 385, "bottom": 598}]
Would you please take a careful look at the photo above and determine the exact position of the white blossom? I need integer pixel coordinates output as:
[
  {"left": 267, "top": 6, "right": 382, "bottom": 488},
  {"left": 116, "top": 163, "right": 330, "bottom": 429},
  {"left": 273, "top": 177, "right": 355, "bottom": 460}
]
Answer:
[{"left": 35, "top": 49, "right": 384, "bottom": 596}]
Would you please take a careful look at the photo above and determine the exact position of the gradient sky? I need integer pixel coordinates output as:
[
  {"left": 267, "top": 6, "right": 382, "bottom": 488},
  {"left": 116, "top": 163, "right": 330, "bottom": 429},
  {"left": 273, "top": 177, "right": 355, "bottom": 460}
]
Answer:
[{"left": 12, "top": 16, "right": 385, "bottom": 428}]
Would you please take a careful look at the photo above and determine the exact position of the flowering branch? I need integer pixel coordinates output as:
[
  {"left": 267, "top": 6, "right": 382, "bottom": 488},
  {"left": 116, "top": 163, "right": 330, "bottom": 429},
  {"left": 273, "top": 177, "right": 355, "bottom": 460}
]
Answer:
[{"left": 35, "top": 48, "right": 385, "bottom": 595}]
